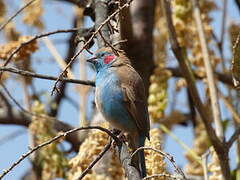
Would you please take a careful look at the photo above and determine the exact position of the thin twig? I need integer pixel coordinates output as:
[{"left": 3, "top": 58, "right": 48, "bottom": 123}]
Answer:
[
  {"left": 98, "top": 30, "right": 123, "bottom": 55},
  {"left": 1, "top": 82, "right": 73, "bottom": 123},
  {"left": 0, "top": 126, "right": 120, "bottom": 180},
  {"left": 0, "top": 83, "right": 31, "bottom": 114},
  {"left": 220, "top": 94, "right": 240, "bottom": 123},
  {"left": 112, "top": 39, "right": 128, "bottom": 47},
  {"left": 0, "top": 91, "right": 12, "bottom": 111},
  {"left": 219, "top": 0, "right": 228, "bottom": 72},
  {"left": 0, "top": 28, "right": 79, "bottom": 79},
  {"left": 51, "top": 0, "right": 133, "bottom": 95},
  {"left": 201, "top": 150, "right": 210, "bottom": 180},
  {"left": 162, "top": 1, "right": 231, "bottom": 179},
  {"left": 77, "top": 140, "right": 112, "bottom": 180},
  {"left": 162, "top": 0, "right": 221, "bottom": 148},
  {"left": 143, "top": 174, "right": 182, "bottom": 180},
  {"left": 42, "top": 37, "right": 75, "bottom": 79},
  {"left": 0, "top": 66, "right": 95, "bottom": 86},
  {"left": 227, "top": 125, "right": 240, "bottom": 149},
  {"left": 192, "top": 0, "right": 224, "bottom": 140},
  {"left": 131, "top": 147, "right": 186, "bottom": 180},
  {"left": 0, "top": 0, "right": 37, "bottom": 31},
  {"left": 220, "top": 0, "right": 228, "bottom": 51},
  {"left": 160, "top": 125, "right": 201, "bottom": 164}
]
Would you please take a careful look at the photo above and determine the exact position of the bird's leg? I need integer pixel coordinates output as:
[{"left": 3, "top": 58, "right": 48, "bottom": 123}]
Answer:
[
  {"left": 111, "top": 129, "right": 128, "bottom": 148},
  {"left": 111, "top": 128, "right": 121, "bottom": 136}
]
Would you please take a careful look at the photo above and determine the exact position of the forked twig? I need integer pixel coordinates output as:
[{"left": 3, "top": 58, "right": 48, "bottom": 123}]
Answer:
[
  {"left": 0, "top": 67, "right": 95, "bottom": 86},
  {"left": 0, "top": 28, "right": 79, "bottom": 80},
  {"left": 0, "top": 126, "right": 120, "bottom": 179},
  {"left": 51, "top": 0, "right": 133, "bottom": 95},
  {"left": 131, "top": 147, "right": 186, "bottom": 179},
  {"left": 143, "top": 174, "right": 182, "bottom": 180},
  {"left": 77, "top": 140, "right": 112, "bottom": 180},
  {"left": 0, "top": 0, "right": 37, "bottom": 31}
]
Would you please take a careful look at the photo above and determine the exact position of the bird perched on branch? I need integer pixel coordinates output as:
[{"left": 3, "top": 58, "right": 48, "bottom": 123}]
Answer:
[{"left": 87, "top": 47, "right": 150, "bottom": 178}]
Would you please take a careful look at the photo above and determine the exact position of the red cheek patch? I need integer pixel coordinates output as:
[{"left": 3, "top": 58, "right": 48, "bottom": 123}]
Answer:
[{"left": 104, "top": 55, "right": 115, "bottom": 64}]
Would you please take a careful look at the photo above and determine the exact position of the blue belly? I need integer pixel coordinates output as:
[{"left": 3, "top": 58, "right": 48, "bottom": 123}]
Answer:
[{"left": 96, "top": 71, "right": 137, "bottom": 132}]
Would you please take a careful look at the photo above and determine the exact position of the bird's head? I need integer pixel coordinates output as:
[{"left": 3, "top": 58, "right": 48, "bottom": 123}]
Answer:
[{"left": 87, "top": 47, "right": 118, "bottom": 71}]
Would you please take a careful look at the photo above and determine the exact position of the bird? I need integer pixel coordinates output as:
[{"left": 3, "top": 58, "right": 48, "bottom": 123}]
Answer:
[{"left": 87, "top": 47, "right": 150, "bottom": 178}]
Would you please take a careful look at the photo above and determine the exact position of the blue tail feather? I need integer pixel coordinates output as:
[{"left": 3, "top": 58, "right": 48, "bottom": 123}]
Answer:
[{"left": 139, "top": 134, "right": 146, "bottom": 178}]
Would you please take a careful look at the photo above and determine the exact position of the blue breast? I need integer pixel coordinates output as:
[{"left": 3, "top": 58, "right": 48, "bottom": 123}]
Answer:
[{"left": 95, "top": 69, "right": 136, "bottom": 132}]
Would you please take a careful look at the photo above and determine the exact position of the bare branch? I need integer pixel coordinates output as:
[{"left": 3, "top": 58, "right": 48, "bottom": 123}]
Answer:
[
  {"left": 192, "top": 0, "right": 224, "bottom": 140},
  {"left": 0, "top": 91, "right": 12, "bottom": 112},
  {"left": 94, "top": 0, "right": 110, "bottom": 48},
  {"left": 162, "top": 0, "right": 221, "bottom": 149},
  {"left": 0, "top": 0, "right": 37, "bottom": 31},
  {"left": 0, "top": 126, "right": 120, "bottom": 179},
  {"left": 77, "top": 140, "right": 112, "bottom": 180},
  {"left": 143, "top": 174, "right": 182, "bottom": 180},
  {"left": 201, "top": 150, "right": 210, "bottom": 180},
  {"left": 55, "top": 0, "right": 88, "bottom": 7},
  {"left": 0, "top": 66, "right": 95, "bottom": 86},
  {"left": 51, "top": 0, "right": 133, "bottom": 95},
  {"left": 116, "top": 142, "right": 141, "bottom": 180},
  {"left": 163, "top": 0, "right": 230, "bottom": 179},
  {"left": 131, "top": 147, "right": 186, "bottom": 180},
  {"left": 0, "top": 83, "right": 30, "bottom": 114},
  {"left": 220, "top": 94, "right": 240, "bottom": 123},
  {"left": 0, "top": 108, "right": 84, "bottom": 152},
  {"left": 227, "top": 126, "right": 240, "bottom": 149},
  {"left": 167, "top": 67, "right": 233, "bottom": 87},
  {"left": 220, "top": 0, "right": 228, "bottom": 49},
  {"left": 0, "top": 28, "right": 79, "bottom": 79}
]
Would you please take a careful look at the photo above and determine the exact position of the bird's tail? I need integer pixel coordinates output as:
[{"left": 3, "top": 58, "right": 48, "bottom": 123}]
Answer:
[
  {"left": 138, "top": 135, "right": 147, "bottom": 178},
  {"left": 130, "top": 134, "right": 147, "bottom": 178}
]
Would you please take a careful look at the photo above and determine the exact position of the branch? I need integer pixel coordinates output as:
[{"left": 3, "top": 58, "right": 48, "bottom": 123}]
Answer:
[
  {"left": 163, "top": 0, "right": 230, "bottom": 179},
  {"left": 143, "top": 174, "right": 182, "bottom": 180},
  {"left": 119, "top": 0, "right": 133, "bottom": 46},
  {"left": 235, "top": 0, "right": 240, "bottom": 14},
  {"left": 94, "top": 0, "right": 110, "bottom": 48},
  {"left": 46, "top": 17, "right": 82, "bottom": 116},
  {"left": 0, "top": 67, "right": 95, "bottom": 86},
  {"left": 51, "top": 0, "right": 133, "bottom": 95},
  {"left": 201, "top": 150, "right": 210, "bottom": 180},
  {"left": 167, "top": 67, "right": 234, "bottom": 87},
  {"left": 0, "top": 28, "right": 79, "bottom": 79},
  {"left": 0, "top": 108, "right": 84, "bottom": 152},
  {"left": 4, "top": 66, "right": 233, "bottom": 92},
  {"left": 1, "top": 83, "right": 85, "bottom": 151},
  {"left": 77, "top": 140, "right": 112, "bottom": 180},
  {"left": 162, "top": 0, "right": 221, "bottom": 149},
  {"left": 0, "top": 126, "right": 120, "bottom": 180},
  {"left": 227, "top": 126, "right": 240, "bottom": 148},
  {"left": 122, "top": 0, "right": 155, "bottom": 90},
  {"left": 131, "top": 147, "right": 186, "bottom": 180},
  {"left": 54, "top": 0, "right": 88, "bottom": 7},
  {"left": 0, "top": 91, "right": 12, "bottom": 113},
  {"left": 192, "top": 0, "right": 224, "bottom": 140},
  {"left": 0, "top": 0, "right": 37, "bottom": 31},
  {"left": 220, "top": 94, "right": 240, "bottom": 123},
  {"left": 116, "top": 142, "right": 141, "bottom": 180},
  {"left": 220, "top": 0, "right": 228, "bottom": 49}
]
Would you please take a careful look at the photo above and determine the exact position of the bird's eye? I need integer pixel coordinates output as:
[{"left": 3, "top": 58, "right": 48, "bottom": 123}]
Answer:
[{"left": 97, "top": 53, "right": 104, "bottom": 58}]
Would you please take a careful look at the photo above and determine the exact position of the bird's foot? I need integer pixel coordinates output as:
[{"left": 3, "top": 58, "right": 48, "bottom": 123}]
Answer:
[{"left": 111, "top": 128, "right": 121, "bottom": 136}]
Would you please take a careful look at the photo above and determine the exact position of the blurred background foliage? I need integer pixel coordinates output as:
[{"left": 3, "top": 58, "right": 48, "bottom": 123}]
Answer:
[{"left": 0, "top": 0, "right": 240, "bottom": 179}]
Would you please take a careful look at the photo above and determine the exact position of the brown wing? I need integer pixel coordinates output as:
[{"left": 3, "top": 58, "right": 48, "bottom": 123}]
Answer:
[{"left": 117, "top": 64, "right": 150, "bottom": 139}]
